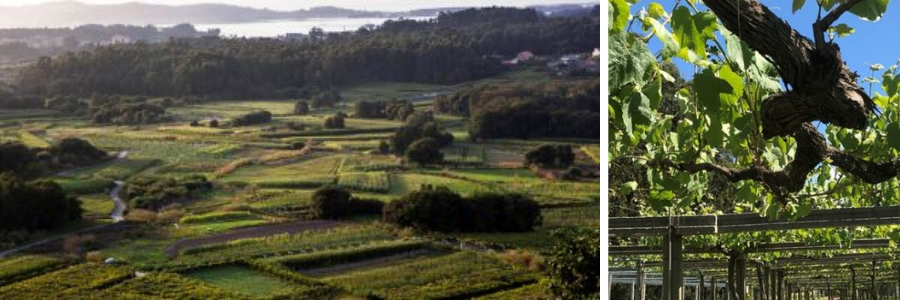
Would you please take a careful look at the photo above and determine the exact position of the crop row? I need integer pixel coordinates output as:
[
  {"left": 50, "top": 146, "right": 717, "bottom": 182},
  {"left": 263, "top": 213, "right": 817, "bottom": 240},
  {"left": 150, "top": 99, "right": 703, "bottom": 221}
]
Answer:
[
  {"left": 443, "top": 145, "right": 487, "bottom": 165},
  {"left": 324, "top": 251, "right": 537, "bottom": 300},
  {"left": 337, "top": 155, "right": 400, "bottom": 173},
  {"left": 163, "top": 226, "right": 396, "bottom": 269},
  {"left": 180, "top": 211, "right": 256, "bottom": 224},
  {"left": 337, "top": 172, "right": 390, "bottom": 193},
  {"left": 252, "top": 176, "right": 336, "bottom": 189},
  {"left": 18, "top": 130, "right": 50, "bottom": 148},
  {"left": 0, "top": 255, "right": 68, "bottom": 286},
  {"left": 264, "top": 240, "right": 433, "bottom": 271},
  {"left": 0, "top": 263, "right": 132, "bottom": 299}
]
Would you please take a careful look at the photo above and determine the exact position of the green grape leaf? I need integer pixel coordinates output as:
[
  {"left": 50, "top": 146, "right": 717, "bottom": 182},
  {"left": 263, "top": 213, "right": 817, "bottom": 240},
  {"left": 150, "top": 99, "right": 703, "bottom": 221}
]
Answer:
[
  {"left": 671, "top": 6, "right": 717, "bottom": 62},
  {"left": 792, "top": 0, "right": 807, "bottom": 13},
  {"left": 694, "top": 65, "right": 744, "bottom": 114},
  {"left": 721, "top": 27, "right": 753, "bottom": 71},
  {"left": 887, "top": 122, "right": 900, "bottom": 151},
  {"left": 609, "top": 31, "right": 656, "bottom": 91},
  {"left": 819, "top": 0, "right": 840, "bottom": 11},
  {"left": 883, "top": 71, "right": 900, "bottom": 98},
  {"left": 610, "top": 0, "right": 630, "bottom": 32},
  {"left": 705, "top": 114, "right": 725, "bottom": 146},
  {"left": 643, "top": 74, "right": 663, "bottom": 110},
  {"left": 648, "top": 2, "right": 666, "bottom": 19},
  {"left": 643, "top": 17, "right": 679, "bottom": 59},
  {"left": 649, "top": 190, "right": 675, "bottom": 212},
  {"left": 619, "top": 181, "right": 639, "bottom": 195},
  {"left": 849, "top": 0, "right": 889, "bottom": 22},
  {"left": 828, "top": 23, "right": 855, "bottom": 37}
]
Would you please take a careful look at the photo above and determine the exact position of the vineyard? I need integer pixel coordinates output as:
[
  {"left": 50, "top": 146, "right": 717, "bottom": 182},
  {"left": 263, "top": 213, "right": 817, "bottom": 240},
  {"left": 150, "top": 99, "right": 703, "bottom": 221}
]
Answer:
[
  {"left": 0, "top": 55, "right": 600, "bottom": 298},
  {"left": 337, "top": 172, "right": 391, "bottom": 193}
]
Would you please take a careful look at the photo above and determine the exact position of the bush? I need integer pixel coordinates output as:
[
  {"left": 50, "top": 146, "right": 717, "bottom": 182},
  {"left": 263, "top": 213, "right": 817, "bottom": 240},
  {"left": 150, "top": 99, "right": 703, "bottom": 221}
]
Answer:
[
  {"left": 0, "top": 173, "right": 83, "bottom": 231},
  {"left": 350, "top": 197, "right": 385, "bottom": 215},
  {"left": 524, "top": 144, "right": 575, "bottom": 168},
  {"left": 232, "top": 110, "right": 272, "bottom": 126},
  {"left": 209, "top": 119, "right": 219, "bottom": 128},
  {"left": 405, "top": 137, "right": 444, "bottom": 166},
  {"left": 310, "top": 186, "right": 352, "bottom": 219},
  {"left": 384, "top": 188, "right": 541, "bottom": 232},
  {"left": 324, "top": 114, "right": 346, "bottom": 129},
  {"left": 189, "top": 120, "right": 199, "bottom": 127},
  {"left": 546, "top": 228, "right": 601, "bottom": 300},
  {"left": 294, "top": 100, "right": 310, "bottom": 115}
]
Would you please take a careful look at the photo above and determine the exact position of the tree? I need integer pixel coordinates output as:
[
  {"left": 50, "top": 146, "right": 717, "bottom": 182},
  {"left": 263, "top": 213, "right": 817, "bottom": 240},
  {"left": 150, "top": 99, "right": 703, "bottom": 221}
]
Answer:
[
  {"left": 294, "top": 100, "right": 310, "bottom": 115},
  {"left": 310, "top": 186, "right": 352, "bottom": 219},
  {"left": 609, "top": 0, "right": 896, "bottom": 218},
  {"left": 524, "top": 144, "right": 574, "bottom": 168},
  {"left": 405, "top": 138, "right": 443, "bottom": 166},
  {"left": 209, "top": 119, "right": 219, "bottom": 128},
  {"left": 546, "top": 228, "right": 601, "bottom": 300},
  {"left": 232, "top": 110, "right": 272, "bottom": 126},
  {"left": 0, "top": 173, "right": 82, "bottom": 231},
  {"left": 323, "top": 114, "right": 345, "bottom": 129}
]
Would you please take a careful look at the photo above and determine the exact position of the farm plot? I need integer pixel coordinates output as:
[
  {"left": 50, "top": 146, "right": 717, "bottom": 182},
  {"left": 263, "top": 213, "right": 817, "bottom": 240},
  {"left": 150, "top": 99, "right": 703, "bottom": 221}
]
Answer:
[
  {"left": 337, "top": 172, "right": 391, "bottom": 193},
  {"left": 442, "top": 144, "right": 487, "bottom": 167},
  {"left": 18, "top": 130, "right": 49, "bottom": 148},
  {"left": 324, "top": 251, "right": 537, "bottom": 300},
  {"left": 165, "top": 225, "right": 394, "bottom": 269},
  {"left": 0, "top": 263, "right": 132, "bottom": 299},
  {"left": 264, "top": 240, "right": 437, "bottom": 276},
  {"left": 0, "top": 255, "right": 68, "bottom": 286},
  {"left": 181, "top": 264, "right": 297, "bottom": 297},
  {"left": 101, "top": 272, "right": 245, "bottom": 299},
  {"left": 85, "top": 135, "right": 238, "bottom": 164},
  {"left": 390, "top": 173, "right": 491, "bottom": 196},
  {"left": 337, "top": 155, "right": 400, "bottom": 173}
]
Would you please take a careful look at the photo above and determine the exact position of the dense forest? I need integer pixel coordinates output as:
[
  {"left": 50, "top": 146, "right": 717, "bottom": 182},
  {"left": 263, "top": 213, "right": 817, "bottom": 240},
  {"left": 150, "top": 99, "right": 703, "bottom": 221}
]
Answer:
[
  {"left": 12, "top": 7, "right": 599, "bottom": 101},
  {"left": 0, "top": 138, "right": 109, "bottom": 178},
  {"left": 434, "top": 80, "right": 600, "bottom": 140}
]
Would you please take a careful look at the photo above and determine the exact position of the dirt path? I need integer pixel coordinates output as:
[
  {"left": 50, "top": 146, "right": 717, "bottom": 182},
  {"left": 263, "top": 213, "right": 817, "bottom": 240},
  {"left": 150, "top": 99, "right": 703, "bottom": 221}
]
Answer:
[
  {"left": 302, "top": 249, "right": 438, "bottom": 277},
  {"left": 165, "top": 220, "right": 343, "bottom": 258}
]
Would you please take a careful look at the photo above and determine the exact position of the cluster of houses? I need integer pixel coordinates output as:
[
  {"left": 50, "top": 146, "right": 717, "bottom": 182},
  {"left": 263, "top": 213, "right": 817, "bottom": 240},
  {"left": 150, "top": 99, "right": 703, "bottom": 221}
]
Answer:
[{"left": 500, "top": 48, "right": 601, "bottom": 77}]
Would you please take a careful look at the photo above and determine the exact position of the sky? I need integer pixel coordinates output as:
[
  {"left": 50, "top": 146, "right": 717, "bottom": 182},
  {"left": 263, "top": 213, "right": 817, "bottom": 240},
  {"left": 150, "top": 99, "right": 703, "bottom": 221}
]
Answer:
[
  {"left": 633, "top": 0, "right": 900, "bottom": 96},
  {"left": 0, "top": 0, "right": 591, "bottom": 11}
]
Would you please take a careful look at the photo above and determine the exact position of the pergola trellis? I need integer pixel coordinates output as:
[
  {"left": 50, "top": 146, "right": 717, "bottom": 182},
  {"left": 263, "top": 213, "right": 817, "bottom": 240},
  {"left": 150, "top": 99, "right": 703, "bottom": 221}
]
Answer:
[{"left": 609, "top": 206, "right": 900, "bottom": 300}]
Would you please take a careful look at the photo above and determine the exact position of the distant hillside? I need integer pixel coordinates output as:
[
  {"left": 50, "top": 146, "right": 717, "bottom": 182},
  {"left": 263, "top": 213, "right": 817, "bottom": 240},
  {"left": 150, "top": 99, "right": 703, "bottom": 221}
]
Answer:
[
  {"left": 0, "top": 1, "right": 597, "bottom": 28},
  {"left": 0, "top": 1, "right": 391, "bottom": 28}
]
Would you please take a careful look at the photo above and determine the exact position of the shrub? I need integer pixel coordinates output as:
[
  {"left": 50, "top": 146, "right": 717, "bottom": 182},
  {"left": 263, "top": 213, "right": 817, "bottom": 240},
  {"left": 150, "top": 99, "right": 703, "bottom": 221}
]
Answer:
[
  {"left": 85, "top": 251, "right": 104, "bottom": 263},
  {"left": 524, "top": 144, "right": 575, "bottom": 168},
  {"left": 310, "top": 186, "right": 352, "bottom": 219},
  {"left": 349, "top": 197, "right": 384, "bottom": 215},
  {"left": 209, "top": 119, "right": 219, "bottom": 128},
  {"left": 384, "top": 189, "right": 541, "bottom": 232},
  {"left": 232, "top": 110, "right": 272, "bottom": 126},
  {"left": 324, "top": 114, "right": 346, "bottom": 129},
  {"left": 0, "top": 174, "right": 83, "bottom": 231},
  {"left": 63, "top": 234, "right": 97, "bottom": 255},
  {"left": 405, "top": 137, "right": 443, "bottom": 166},
  {"left": 546, "top": 228, "right": 601, "bottom": 300},
  {"left": 189, "top": 120, "right": 199, "bottom": 127},
  {"left": 294, "top": 100, "right": 310, "bottom": 115}
]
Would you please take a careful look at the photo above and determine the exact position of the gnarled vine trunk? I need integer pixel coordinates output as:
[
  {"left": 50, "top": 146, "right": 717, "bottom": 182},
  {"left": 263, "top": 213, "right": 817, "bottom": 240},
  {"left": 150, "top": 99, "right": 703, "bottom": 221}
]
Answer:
[{"left": 666, "top": 0, "right": 900, "bottom": 200}]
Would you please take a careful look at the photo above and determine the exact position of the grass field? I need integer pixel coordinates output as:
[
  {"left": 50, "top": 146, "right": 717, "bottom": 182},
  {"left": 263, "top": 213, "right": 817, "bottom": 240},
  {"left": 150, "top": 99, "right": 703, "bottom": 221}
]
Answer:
[{"left": 182, "top": 264, "right": 296, "bottom": 297}]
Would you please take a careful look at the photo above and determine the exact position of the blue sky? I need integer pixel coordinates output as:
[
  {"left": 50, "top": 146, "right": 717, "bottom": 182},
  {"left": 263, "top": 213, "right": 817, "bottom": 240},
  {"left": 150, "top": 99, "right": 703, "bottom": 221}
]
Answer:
[{"left": 633, "top": 0, "right": 900, "bottom": 96}]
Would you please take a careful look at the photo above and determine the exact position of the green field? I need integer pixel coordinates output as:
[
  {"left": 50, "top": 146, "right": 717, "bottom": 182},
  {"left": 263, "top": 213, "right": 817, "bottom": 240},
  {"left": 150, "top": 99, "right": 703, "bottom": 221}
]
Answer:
[{"left": 182, "top": 264, "right": 296, "bottom": 297}]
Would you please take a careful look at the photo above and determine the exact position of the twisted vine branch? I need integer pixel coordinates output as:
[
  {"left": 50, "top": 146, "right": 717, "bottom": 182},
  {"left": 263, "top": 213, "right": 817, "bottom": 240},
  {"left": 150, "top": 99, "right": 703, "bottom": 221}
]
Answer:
[{"left": 650, "top": 0, "right": 899, "bottom": 199}]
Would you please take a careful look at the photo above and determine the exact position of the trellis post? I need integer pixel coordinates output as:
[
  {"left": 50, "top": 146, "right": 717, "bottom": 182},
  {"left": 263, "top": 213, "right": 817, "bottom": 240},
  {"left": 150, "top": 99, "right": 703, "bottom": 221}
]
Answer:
[
  {"left": 637, "top": 260, "right": 646, "bottom": 300},
  {"left": 699, "top": 270, "right": 705, "bottom": 300},
  {"left": 662, "top": 224, "right": 683, "bottom": 300},
  {"left": 873, "top": 259, "right": 879, "bottom": 300}
]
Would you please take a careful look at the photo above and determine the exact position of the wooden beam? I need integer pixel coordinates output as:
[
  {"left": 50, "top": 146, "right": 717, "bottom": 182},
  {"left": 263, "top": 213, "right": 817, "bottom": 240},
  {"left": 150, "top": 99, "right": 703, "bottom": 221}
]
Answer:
[{"left": 610, "top": 206, "right": 900, "bottom": 237}]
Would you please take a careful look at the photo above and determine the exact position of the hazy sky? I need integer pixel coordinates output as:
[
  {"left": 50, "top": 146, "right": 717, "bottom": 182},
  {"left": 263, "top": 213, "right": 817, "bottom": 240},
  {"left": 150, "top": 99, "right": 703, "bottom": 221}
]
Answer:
[{"left": 0, "top": 0, "right": 592, "bottom": 11}]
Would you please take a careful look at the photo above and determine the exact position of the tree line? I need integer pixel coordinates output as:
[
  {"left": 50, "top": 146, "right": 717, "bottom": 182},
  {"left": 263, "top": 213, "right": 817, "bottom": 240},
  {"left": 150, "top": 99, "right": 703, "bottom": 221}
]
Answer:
[
  {"left": 13, "top": 6, "right": 598, "bottom": 101},
  {"left": 434, "top": 80, "right": 600, "bottom": 140}
]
